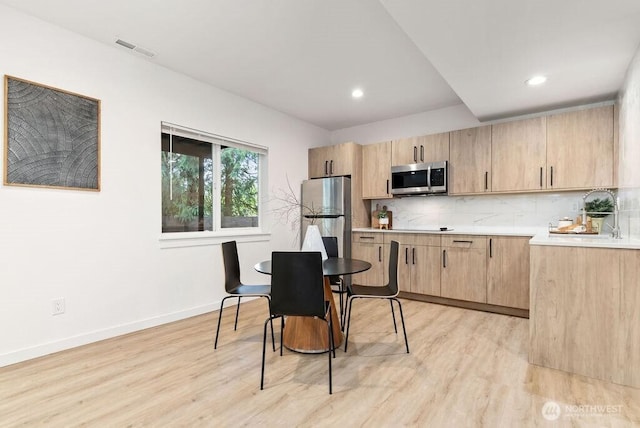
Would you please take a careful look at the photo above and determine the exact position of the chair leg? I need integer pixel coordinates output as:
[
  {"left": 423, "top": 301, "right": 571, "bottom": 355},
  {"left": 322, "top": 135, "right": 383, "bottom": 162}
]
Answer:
[
  {"left": 280, "top": 317, "right": 285, "bottom": 356},
  {"left": 394, "top": 298, "right": 410, "bottom": 354},
  {"left": 233, "top": 297, "right": 242, "bottom": 330},
  {"left": 264, "top": 296, "right": 275, "bottom": 352},
  {"left": 260, "top": 316, "right": 272, "bottom": 390},
  {"left": 214, "top": 295, "right": 233, "bottom": 349},
  {"left": 344, "top": 296, "right": 356, "bottom": 352},
  {"left": 389, "top": 299, "right": 398, "bottom": 333},
  {"left": 327, "top": 318, "right": 333, "bottom": 394}
]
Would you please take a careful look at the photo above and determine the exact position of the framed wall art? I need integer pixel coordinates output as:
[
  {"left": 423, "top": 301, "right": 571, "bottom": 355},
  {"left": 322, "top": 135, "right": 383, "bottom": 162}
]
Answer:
[{"left": 4, "top": 75, "right": 101, "bottom": 191}]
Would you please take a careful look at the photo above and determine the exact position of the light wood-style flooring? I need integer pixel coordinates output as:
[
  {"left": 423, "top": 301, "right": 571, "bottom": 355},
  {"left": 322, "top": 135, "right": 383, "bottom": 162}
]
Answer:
[{"left": 1, "top": 299, "right": 639, "bottom": 427}]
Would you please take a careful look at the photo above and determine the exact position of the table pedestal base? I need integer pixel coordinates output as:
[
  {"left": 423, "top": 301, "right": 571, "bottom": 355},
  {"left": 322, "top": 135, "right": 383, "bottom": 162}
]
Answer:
[{"left": 282, "top": 277, "right": 344, "bottom": 353}]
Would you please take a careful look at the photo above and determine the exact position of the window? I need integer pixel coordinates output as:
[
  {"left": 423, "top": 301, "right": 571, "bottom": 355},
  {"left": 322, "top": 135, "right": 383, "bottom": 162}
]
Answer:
[{"left": 161, "top": 122, "right": 267, "bottom": 233}]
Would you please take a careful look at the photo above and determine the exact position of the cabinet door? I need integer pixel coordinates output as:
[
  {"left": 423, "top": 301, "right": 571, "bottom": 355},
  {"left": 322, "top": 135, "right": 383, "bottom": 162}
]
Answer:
[
  {"left": 546, "top": 105, "right": 614, "bottom": 190},
  {"left": 392, "top": 133, "right": 449, "bottom": 166},
  {"left": 486, "top": 236, "right": 530, "bottom": 309},
  {"left": 328, "top": 142, "right": 356, "bottom": 177},
  {"left": 491, "top": 117, "right": 546, "bottom": 192},
  {"left": 449, "top": 126, "right": 492, "bottom": 194},
  {"left": 397, "top": 243, "right": 413, "bottom": 292},
  {"left": 362, "top": 141, "right": 392, "bottom": 199},
  {"left": 308, "top": 143, "right": 356, "bottom": 178},
  {"left": 441, "top": 236, "right": 487, "bottom": 303},
  {"left": 308, "top": 146, "right": 332, "bottom": 178},
  {"left": 410, "top": 245, "right": 441, "bottom": 296},
  {"left": 351, "top": 240, "right": 384, "bottom": 286}
]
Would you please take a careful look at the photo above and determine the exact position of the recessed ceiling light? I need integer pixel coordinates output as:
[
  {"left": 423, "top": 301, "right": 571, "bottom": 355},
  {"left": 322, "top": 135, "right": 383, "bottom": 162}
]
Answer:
[
  {"left": 526, "top": 75, "right": 547, "bottom": 86},
  {"left": 351, "top": 88, "right": 364, "bottom": 98}
]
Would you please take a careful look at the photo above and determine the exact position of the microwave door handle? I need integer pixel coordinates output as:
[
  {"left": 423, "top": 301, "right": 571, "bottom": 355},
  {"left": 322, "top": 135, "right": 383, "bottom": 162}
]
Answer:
[{"left": 427, "top": 165, "right": 432, "bottom": 190}]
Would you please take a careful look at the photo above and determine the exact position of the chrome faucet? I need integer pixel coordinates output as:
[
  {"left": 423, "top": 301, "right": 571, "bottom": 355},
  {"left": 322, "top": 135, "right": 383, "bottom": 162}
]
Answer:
[{"left": 582, "top": 188, "right": 621, "bottom": 239}]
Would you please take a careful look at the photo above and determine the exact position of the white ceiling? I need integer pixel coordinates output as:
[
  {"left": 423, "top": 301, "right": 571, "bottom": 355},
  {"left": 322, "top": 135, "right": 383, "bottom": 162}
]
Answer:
[{"left": 2, "top": 0, "right": 640, "bottom": 130}]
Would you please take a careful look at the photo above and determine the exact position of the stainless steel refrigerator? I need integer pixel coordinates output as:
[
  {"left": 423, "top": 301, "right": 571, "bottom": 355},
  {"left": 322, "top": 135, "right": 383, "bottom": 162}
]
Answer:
[{"left": 301, "top": 176, "right": 351, "bottom": 261}]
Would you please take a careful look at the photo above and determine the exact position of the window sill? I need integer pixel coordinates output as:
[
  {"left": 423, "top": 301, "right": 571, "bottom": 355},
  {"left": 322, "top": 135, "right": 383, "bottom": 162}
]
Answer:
[{"left": 159, "top": 229, "right": 271, "bottom": 249}]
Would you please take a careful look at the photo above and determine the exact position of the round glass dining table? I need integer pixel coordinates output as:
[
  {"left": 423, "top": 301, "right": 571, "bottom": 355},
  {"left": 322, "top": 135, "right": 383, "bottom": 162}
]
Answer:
[{"left": 255, "top": 257, "right": 371, "bottom": 353}]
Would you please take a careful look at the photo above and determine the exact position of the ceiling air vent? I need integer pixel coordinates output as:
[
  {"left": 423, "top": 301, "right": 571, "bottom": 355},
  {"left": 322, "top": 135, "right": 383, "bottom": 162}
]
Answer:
[{"left": 114, "top": 38, "right": 156, "bottom": 58}]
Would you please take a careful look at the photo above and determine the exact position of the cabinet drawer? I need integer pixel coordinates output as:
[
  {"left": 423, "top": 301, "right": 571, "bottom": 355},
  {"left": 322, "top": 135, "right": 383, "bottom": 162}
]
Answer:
[
  {"left": 353, "top": 232, "right": 383, "bottom": 244},
  {"left": 384, "top": 232, "right": 440, "bottom": 246},
  {"left": 442, "top": 235, "right": 486, "bottom": 249}
]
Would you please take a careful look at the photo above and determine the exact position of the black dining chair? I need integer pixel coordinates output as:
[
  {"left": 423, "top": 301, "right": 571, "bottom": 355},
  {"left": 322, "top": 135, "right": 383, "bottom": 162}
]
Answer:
[
  {"left": 261, "top": 251, "right": 335, "bottom": 394},
  {"left": 343, "top": 240, "right": 409, "bottom": 353},
  {"left": 215, "top": 241, "right": 274, "bottom": 350},
  {"left": 321, "top": 236, "right": 347, "bottom": 324}
]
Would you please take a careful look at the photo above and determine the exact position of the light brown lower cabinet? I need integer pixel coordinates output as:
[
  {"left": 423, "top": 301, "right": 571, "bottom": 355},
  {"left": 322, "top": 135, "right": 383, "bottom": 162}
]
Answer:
[
  {"left": 389, "top": 234, "right": 441, "bottom": 295},
  {"left": 352, "top": 232, "right": 531, "bottom": 312},
  {"left": 351, "top": 232, "right": 385, "bottom": 286},
  {"left": 441, "top": 235, "right": 487, "bottom": 303},
  {"left": 486, "top": 236, "right": 530, "bottom": 309},
  {"left": 529, "top": 245, "right": 640, "bottom": 388}
]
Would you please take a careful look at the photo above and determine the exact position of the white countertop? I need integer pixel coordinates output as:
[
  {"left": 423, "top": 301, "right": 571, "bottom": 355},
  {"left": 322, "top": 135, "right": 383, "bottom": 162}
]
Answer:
[
  {"left": 353, "top": 227, "right": 540, "bottom": 237},
  {"left": 529, "top": 233, "right": 640, "bottom": 249},
  {"left": 354, "top": 227, "right": 640, "bottom": 249}
]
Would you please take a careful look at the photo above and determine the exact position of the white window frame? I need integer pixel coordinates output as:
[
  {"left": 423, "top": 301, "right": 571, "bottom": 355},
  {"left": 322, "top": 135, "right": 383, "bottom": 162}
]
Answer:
[{"left": 159, "top": 122, "right": 269, "bottom": 248}]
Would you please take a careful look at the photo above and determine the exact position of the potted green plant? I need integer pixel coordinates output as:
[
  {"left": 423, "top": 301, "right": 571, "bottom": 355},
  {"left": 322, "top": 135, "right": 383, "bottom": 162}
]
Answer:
[
  {"left": 377, "top": 206, "right": 389, "bottom": 229},
  {"left": 585, "top": 198, "right": 613, "bottom": 233}
]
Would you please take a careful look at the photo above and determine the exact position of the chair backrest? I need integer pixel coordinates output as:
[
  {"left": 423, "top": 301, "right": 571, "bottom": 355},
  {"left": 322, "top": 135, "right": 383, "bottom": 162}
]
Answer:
[
  {"left": 221, "top": 241, "right": 242, "bottom": 292},
  {"left": 322, "top": 236, "right": 339, "bottom": 258},
  {"left": 321, "top": 236, "right": 340, "bottom": 285},
  {"left": 387, "top": 240, "right": 400, "bottom": 295},
  {"left": 271, "top": 251, "right": 325, "bottom": 318}
]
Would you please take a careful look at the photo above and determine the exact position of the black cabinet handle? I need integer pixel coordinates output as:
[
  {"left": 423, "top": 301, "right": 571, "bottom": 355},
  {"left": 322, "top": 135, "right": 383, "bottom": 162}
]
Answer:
[
  {"left": 489, "top": 238, "right": 493, "bottom": 258},
  {"left": 540, "top": 167, "right": 543, "bottom": 187},
  {"left": 412, "top": 247, "right": 416, "bottom": 265},
  {"left": 378, "top": 246, "right": 382, "bottom": 262},
  {"left": 386, "top": 179, "right": 389, "bottom": 195},
  {"left": 550, "top": 166, "right": 554, "bottom": 187},
  {"left": 484, "top": 171, "right": 488, "bottom": 191},
  {"left": 453, "top": 240, "right": 473, "bottom": 244},
  {"left": 324, "top": 160, "right": 329, "bottom": 176},
  {"left": 413, "top": 146, "right": 417, "bottom": 162},
  {"left": 420, "top": 145, "right": 424, "bottom": 162},
  {"left": 443, "top": 250, "right": 447, "bottom": 268},
  {"left": 405, "top": 247, "right": 409, "bottom": 264},
  {"left": 330, "top": 160, "right": 334, "bottom": 175},
  {"left": 360, "top": 236, "right": 375, "bottom": 240}
]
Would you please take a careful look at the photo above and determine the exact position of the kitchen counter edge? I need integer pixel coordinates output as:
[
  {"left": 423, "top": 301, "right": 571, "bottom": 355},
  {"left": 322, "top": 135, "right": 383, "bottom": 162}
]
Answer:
[
  {"left": 352, "top": 227, "right": 537, "bottom": 237},
  {"left": 353, "top": 228, "right": 640, "bottom": 249}
]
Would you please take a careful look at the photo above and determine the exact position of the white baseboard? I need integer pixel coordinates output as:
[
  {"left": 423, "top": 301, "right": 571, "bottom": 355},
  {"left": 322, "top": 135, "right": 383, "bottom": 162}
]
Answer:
[{"left": 0, "top": 302, "right": 226, "bottom": 368}]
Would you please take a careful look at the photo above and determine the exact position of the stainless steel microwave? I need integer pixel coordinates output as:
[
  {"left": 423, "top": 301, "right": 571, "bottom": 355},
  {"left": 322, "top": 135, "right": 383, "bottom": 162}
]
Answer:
[{"left": 391, "top": 161, "right": 448, "bottom": 195}]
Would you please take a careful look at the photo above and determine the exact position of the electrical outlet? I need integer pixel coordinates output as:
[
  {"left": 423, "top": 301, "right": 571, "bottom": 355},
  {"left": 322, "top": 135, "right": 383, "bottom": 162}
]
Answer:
[{"left": 52, "top": 298, "right": 65, "bottom": 315}]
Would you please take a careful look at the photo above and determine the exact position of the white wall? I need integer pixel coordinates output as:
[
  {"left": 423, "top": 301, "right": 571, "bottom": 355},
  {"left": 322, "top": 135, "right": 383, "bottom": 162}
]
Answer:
[
  {"left": 0, "top": 5, "right": 330, "bottom": 366},
  {"left": 330, "top": 104, "right": 480, "bottom": 145},
  {"left": 617, "top": 43, "right": 640, "bottom": 238}
]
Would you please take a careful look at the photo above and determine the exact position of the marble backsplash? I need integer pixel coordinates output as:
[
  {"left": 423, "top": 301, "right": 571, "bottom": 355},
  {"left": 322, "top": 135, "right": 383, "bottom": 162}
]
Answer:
[{"left": 372, "top": 190, "right": 640, "bottom": 238}]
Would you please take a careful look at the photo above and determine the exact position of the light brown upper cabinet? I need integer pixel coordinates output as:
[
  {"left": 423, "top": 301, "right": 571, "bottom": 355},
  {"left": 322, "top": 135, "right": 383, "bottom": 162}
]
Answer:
[
  {"left": 308, "top": 142, "right": 357, "bottom": 178},
  {"left": 491, "top": 117, "right": 547, "bottom": 192},
  {"left": 449, "top": 126, "right": 492, "bottom": 194},
  {"left": 546, "top": 105, "right": 614, "bottom": 190},
  {"left": 362, "top": 141, "right": 392, "bottom": 199},
  {"left": 392, "top": 132, "right": 449, "bottom": 166}
]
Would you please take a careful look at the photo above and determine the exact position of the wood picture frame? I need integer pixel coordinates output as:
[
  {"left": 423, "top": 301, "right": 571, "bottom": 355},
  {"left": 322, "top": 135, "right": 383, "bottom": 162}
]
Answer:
[{"left": 4, "top": 75, "right": 101, "bottom": 191}]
